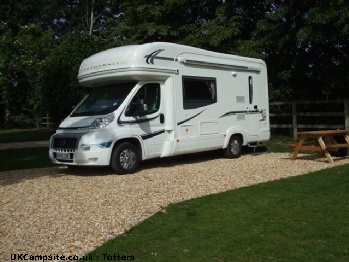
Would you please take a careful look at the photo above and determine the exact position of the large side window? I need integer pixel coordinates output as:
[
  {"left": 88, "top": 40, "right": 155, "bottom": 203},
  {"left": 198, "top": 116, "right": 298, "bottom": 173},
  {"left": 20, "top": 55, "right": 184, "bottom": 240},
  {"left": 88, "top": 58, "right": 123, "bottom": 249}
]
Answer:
[
  {"left": 182, "top": 76, "right": 217, "bottom": 109},
  {"left": 127, "top": 83, "right": 160, "bottom": 116}
]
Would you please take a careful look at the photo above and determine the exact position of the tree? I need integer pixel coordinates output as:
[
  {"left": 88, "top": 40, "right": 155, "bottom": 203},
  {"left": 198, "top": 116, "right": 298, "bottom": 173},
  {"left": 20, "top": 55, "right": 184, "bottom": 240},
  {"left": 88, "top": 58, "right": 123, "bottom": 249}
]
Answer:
[
  {"left": 0, "top": 0, "right": 121, "bottom": 127},
  {"left": 0, "top": 22, "right": 55, "bottom": 127},
  {"left": 0, "top": 0, "right": 65, "bottom": 126},
  {"left": 250, "top": 0, "right": 349, "bottom": 100},
  {"left": 113, "top": 0, "right": 224, "bottom": 45},
  {"left": 39, "top": 33, "right": 104, "bottom": 125}
]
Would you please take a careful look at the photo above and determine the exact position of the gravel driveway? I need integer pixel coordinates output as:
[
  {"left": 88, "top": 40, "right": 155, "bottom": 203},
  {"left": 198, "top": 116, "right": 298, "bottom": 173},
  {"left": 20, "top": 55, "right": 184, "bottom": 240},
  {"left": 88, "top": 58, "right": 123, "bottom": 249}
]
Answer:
[{"left": 1, "top": 151, "right": 349, "bottom": 261}]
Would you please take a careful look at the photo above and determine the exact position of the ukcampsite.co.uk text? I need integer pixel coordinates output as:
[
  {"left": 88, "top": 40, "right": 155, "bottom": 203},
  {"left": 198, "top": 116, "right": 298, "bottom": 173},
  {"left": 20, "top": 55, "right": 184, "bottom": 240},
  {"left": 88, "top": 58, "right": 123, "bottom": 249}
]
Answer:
[{"left": 11, "top": 253, "right": 135, "bottom": 261}]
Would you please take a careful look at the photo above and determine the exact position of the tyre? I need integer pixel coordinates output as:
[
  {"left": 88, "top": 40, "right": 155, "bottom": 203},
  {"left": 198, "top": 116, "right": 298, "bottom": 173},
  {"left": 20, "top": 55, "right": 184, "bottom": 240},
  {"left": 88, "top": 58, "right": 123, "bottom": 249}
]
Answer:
[
  {"left": 110, "top": 142, "right": 140, "bottom": 174},
  {"left": 225, "top": 135, "right": 242, "bottom": 158}
]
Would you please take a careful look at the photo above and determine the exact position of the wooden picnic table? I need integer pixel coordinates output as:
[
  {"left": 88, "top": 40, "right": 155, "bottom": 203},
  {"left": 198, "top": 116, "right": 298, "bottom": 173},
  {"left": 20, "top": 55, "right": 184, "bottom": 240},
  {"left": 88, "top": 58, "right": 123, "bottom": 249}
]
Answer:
[{"left": 290, "top": 129, "right": 349, "bottom": 163}]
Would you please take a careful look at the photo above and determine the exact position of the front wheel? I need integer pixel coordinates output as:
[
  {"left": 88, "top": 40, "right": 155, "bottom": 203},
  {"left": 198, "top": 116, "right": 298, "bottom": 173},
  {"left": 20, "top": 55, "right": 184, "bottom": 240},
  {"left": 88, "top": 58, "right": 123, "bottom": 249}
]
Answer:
[
  {"left": 225, "top": 135, "right": 242, "bottom": 158},
  {"left": 110, "top": 142, "right": 140, "bottom": 174}
]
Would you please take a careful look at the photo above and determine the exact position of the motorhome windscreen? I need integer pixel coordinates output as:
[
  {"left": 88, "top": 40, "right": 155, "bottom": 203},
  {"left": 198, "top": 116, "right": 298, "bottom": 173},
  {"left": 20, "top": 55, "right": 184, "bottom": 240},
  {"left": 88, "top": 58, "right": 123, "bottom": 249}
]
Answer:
[{"left": 71, "top": 82, "right": 137, "bottom": 116}]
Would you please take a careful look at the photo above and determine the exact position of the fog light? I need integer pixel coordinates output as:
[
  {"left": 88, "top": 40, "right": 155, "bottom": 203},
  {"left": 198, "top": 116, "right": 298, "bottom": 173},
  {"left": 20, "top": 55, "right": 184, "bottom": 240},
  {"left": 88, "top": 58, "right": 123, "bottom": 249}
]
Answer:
[{"left": 81, "top": 145, "right": 91, "bottom": 151}]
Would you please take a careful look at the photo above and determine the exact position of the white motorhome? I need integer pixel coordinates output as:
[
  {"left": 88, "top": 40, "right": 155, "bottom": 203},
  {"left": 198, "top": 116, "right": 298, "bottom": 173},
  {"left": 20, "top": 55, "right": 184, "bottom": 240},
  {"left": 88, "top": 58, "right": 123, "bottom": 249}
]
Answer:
[{"left": 49, "top": 42, "right": 270, "bottom": 174}]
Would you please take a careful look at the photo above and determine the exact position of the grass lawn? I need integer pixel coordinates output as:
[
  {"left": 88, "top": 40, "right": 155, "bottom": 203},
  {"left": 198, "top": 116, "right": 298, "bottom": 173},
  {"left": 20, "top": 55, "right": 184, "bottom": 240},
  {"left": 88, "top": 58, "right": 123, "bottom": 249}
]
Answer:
[
  {"left": 0, "top": 129, "right": 55, "bottom": 171},
  {"left": 85, "top": 165, "right": 349, "bottom": 261},
  {"left": 264, "top": 135, "right": 294, "bottom": 153},
  {"left": 0, "top": 147, "right": 54, "bottom": 171},
  {"left": 0, "top": 129, "right": 55, "bottom": 172},
  {"left": 0, "top": 128, "right": 55, "bottom": 143}
]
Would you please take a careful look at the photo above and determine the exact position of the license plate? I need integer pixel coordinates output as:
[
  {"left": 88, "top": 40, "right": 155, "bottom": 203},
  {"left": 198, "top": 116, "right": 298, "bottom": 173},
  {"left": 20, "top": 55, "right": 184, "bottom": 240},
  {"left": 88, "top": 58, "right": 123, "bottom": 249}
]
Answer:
[{"left": 56, "top": 152, "right": 71, "bottom": 160}]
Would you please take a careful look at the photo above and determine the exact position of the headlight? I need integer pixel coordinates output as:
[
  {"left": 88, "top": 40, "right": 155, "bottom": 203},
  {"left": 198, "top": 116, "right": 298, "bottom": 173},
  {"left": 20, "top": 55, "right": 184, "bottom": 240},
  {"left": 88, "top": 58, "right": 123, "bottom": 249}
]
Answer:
[{"left": 90, "top": 113, "right": 115, "bottom": 129}]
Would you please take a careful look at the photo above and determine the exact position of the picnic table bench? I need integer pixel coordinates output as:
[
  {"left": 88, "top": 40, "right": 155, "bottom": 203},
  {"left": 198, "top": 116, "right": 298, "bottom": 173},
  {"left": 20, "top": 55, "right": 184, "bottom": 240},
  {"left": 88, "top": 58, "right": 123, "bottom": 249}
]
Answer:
[{"left": 290, "top": 129, "right": 349, "bottom": 163}]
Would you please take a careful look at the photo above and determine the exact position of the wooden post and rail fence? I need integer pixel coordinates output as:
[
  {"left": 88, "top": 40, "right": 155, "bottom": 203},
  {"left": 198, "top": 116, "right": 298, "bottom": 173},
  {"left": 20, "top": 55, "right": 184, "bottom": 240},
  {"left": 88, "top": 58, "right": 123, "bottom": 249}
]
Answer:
[
  {"left": 269, "top": 98, "right": 349, "bottom": 140},
  {"left": 41, "top": 112, "right": 53, "bottom": 128}
]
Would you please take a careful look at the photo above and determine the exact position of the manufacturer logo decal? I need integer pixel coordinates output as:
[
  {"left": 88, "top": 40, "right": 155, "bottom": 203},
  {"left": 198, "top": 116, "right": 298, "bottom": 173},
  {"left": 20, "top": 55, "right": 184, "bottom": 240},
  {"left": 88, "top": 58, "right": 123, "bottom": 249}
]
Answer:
[{"left": 145, "top": 49, "right": 165, "bottom": 65}]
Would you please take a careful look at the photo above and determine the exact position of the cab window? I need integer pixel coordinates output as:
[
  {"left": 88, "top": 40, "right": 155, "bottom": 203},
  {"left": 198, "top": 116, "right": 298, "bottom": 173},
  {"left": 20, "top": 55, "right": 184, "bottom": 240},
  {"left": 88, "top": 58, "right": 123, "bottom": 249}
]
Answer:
[{"left": 126, "top": 83, "right": 161, "bottom": 116}]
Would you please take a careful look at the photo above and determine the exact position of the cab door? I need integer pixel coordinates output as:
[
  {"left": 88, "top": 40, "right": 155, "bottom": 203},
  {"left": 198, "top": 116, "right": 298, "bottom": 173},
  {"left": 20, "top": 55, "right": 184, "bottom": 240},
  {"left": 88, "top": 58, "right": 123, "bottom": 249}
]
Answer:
[{"left": 126, "top": 82, "right": 165, "bottom": 158}]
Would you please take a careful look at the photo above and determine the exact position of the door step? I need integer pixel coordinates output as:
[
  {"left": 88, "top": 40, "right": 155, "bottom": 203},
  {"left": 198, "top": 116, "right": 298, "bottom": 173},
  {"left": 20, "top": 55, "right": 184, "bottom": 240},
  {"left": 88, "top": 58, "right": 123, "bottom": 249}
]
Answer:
[{"left": 247, "top": 142, "right": 267, "bottom": 153}]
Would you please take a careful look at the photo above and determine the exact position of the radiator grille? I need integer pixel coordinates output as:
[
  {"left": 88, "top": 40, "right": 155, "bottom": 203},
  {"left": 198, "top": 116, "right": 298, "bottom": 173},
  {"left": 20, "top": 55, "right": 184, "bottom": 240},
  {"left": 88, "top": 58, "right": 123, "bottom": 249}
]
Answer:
[{"left": 53, "top": 137, "right": 78, "bottom": 149}]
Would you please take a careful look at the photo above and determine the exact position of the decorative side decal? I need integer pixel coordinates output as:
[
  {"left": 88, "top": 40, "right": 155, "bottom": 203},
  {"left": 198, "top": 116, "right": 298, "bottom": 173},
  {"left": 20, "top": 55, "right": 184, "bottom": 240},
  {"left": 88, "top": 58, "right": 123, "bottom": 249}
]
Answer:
[
  {"left": 145, "top": 49, "right": 165, "bottom": 64},
  {"left": 178, "top": 110, "right": 206, "bottom": 125},
  {"left": 141, "top": 130, "right": 165, "bottom": 140},
  {"left": 118, "top": 114, "right": 160, "bottom": 126},
  {"left": 220, "top": 110, "right": 259, "bottom": 118},
  {"left": 117, "top": 106, "right": 160, "bottom": 126},
  {"left": 144, "top": 49, "right": 174, "bottom": 65}
]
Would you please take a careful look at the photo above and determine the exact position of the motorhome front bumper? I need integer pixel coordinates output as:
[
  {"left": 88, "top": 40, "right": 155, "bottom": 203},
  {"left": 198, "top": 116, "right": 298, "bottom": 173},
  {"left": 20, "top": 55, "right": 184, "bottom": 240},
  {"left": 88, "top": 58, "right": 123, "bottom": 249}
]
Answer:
[{"left": 49, "top": 134, "right": 112, "bottom": 166}]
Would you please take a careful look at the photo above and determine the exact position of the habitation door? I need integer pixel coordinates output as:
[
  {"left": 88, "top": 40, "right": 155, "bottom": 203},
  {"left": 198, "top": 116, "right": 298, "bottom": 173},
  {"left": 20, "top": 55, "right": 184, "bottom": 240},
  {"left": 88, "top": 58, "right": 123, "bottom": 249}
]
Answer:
[
  {"left": 247, "top": 74, "right": 260, "bottom": 140},
  {"left": 177, "top": 75, "right": 219, "bottom": 152}
]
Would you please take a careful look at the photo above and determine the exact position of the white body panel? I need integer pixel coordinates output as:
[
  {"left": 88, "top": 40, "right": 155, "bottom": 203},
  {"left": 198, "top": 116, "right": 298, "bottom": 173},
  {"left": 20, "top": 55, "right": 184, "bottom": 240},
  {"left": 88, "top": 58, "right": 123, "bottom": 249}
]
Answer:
[{"left": 49, "top": 42, "right": 270, "bottom": 168}]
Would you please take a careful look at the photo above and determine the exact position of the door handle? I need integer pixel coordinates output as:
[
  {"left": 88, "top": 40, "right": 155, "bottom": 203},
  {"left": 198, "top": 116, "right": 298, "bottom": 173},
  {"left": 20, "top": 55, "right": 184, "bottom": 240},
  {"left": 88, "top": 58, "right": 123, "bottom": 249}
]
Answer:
[{"left": 160, "top": 113, "right": 165, "bottom": 124}]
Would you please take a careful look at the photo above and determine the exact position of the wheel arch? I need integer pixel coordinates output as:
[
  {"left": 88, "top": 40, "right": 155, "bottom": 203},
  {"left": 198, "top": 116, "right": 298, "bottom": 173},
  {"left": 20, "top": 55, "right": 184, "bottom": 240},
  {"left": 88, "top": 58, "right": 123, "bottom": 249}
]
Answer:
[
  {"left": 110, "top": 137, "right": 143, "bottom": 165},
  {"left": 223, "top": 128, "right": 246, "bottom": 149}
]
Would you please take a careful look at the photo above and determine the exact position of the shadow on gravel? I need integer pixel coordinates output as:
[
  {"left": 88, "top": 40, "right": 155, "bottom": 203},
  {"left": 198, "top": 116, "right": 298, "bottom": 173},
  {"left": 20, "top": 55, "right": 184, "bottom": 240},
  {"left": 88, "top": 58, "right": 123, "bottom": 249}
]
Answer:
[
  {"left": 281, "top": 153, "right": 349, "bottom": 163},
  {"left": 136, "top": 146, "right": 267, "bottom": 173},
  {"left": 0, "top": 167, "right": 62, "bottom": 186},
  {"left": 0, "top": 146, "right": 268, "bottom": 185},
  {"left": 0, "top": 166, "right": 113, "bottom": 186},
  {"left": 63, "top": 150, "right": 226, "bottom": 177}
]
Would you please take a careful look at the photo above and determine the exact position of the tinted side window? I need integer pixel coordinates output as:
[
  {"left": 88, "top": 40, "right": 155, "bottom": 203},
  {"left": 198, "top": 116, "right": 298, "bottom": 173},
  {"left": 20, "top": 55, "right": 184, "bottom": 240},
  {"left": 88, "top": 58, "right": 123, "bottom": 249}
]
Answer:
[
  {"left": 182, "top": 76, "right": 217, "bottom": 109},
  {"left": 127, "top": 83, "right": 160, "bottom": 116},
  {"left": 143, "top": 83, "right": 161, "bottom": 114}
]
